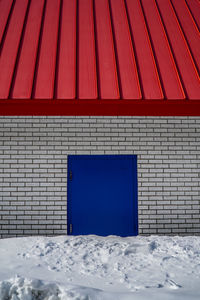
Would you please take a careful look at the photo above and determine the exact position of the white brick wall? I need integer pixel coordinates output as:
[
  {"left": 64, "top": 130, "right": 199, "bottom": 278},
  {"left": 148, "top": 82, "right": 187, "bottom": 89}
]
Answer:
[{"left": 0, "top": 116, "right": 199, "bottom": 238}]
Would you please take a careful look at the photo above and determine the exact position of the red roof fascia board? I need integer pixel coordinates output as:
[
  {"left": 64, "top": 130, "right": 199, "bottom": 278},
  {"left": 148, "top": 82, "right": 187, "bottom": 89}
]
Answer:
[
  {"left": 0, "top": 0, "right": 199, "bottom": 116},
  {"left": 0, "top": 99, "right": 200, "bottom": 116}
]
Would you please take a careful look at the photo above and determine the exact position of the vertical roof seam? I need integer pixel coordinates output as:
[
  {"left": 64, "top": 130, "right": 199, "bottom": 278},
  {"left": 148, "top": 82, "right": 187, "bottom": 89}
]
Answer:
[
  {"left": 154, "top": 0, "right": 187, "bottom": 99},
  {"left": 90, "top": 0, "right": 98, "bottom": 99},
  {"left": 75, "top": 0, "right": 79, "bottom": 99},
  {"left": 53, "top": 0, "right": 63, "bottom": 99},
  {"left": 124, "top": 0, "right": 144, "bottom": 99},
  {"left": 184, "top": 0, "right": 200, "bottom": 34},
  {"left": 9, "top": 0, "right": 31, "bottom": 99},
  {"left": 123, "top": 0, "right": 142, "bottom": 99},
  {"left": 138, "top": 0, "right": 165, "bottom": 99},
  {"left": 107, "top": 0, "right": 122, "bottom": 99},
  {"left": 106, "top": 0, "right": 120, "bottom": 99},
  {"left": 170, "top": 0, "right": 200, "bottom": 78},
  {"left": 0, "top": 0, "right": 14, "bottom": 48},
  {"left": 93, "top": 0, "right": 100, "bottom": 99},
  {"left": 31, "top": 0, "right": 47, "bottom": 99}
]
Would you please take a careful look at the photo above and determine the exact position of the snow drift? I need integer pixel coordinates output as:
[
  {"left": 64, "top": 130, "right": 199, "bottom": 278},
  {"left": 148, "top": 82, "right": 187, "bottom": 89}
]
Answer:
[{"left": 0, "top": 235, "right": 200, "bottom": 299}]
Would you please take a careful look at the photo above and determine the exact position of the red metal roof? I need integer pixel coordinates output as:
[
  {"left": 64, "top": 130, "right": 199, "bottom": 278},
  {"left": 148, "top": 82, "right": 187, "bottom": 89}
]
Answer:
[{"left": 0, "top": 0, "right": 200, "bottom": 115}]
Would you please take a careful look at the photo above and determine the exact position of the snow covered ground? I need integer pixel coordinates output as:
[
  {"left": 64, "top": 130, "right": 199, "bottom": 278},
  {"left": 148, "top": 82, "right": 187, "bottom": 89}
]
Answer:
[{"left": 0, "top": 235, "right": 200, "bottom": 299}]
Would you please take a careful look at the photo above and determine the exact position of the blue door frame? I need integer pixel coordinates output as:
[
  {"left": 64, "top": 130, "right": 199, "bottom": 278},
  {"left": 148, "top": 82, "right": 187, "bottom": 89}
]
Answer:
[{"left": 67, "top": 155, "right": 138, "bottom": 236}]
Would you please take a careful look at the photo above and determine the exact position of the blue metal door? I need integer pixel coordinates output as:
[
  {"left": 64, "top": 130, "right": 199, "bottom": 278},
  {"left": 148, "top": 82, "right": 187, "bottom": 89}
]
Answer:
[{"left": 67, "top": 155, "right": 138, "bottom": 236}]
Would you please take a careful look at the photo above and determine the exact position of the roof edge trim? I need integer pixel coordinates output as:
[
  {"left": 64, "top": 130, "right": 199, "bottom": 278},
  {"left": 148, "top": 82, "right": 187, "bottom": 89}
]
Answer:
[{"left": 0, "top": 100, "right": 200, "bottom": 116}]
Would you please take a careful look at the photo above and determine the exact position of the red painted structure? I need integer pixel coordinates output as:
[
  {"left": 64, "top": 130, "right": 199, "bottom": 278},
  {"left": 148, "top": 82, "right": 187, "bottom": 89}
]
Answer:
[{"left": 0, "top": 0, "right": 199, "bottom": 115}]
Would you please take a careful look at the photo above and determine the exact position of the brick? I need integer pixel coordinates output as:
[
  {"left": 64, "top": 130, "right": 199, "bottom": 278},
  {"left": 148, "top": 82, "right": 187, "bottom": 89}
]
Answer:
[
  {"left": 53, "top": 229, "right": 67, "bottom": 234},
  {"left": 24, "top": 230, "right": 39, "bottom": 235}
]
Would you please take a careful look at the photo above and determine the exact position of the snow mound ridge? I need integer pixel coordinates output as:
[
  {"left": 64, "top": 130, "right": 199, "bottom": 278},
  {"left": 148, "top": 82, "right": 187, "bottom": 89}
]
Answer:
[
  {"left": 0, "top": 276, "right": 61, "bottom": 300},
  {"left": 0, "top": 275, "right": 105, "bottom": 300},
  {"left": 19, "top": 235, "right": 200, "bottom": 291}
]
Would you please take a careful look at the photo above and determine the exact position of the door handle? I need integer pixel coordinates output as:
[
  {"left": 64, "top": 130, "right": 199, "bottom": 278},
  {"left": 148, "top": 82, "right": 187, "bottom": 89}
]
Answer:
[
  {"left": 69, "top": 223, "right": 73, "bottom": 234},
  {"left": 69, "top": 171, "right": 72, "bottom": 180}
]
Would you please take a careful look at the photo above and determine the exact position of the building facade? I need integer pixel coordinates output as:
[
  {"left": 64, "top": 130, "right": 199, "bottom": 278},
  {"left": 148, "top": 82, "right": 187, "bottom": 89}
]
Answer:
[{"left": 0, "top": 116, "right": 200, "bottom": 238}]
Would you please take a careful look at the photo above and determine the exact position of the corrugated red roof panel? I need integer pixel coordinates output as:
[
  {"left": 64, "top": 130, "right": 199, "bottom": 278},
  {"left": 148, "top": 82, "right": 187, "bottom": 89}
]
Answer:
[{"left": 0, "top": 0, "right": 199, "bottom": 115}]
